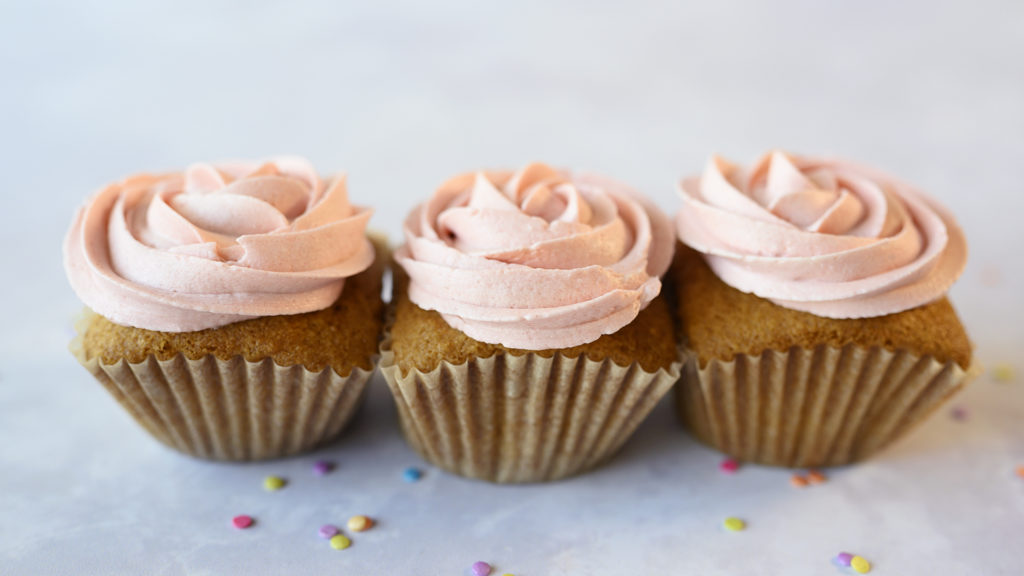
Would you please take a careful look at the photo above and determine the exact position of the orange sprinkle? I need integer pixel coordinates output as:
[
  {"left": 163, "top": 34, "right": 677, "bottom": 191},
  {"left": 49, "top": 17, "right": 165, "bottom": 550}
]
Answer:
[
  {"left": 1015, "top": 466, "right": 1024, "bottom": 478},
  {"left": 807, "top": 470, "right": 827, "bottom": 484},
  {"left": 790, "top": 474, "right": 809, "bottom": 488}
]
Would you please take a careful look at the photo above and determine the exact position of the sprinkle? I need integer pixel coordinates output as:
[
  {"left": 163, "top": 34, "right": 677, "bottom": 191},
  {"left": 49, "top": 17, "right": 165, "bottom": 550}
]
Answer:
[
  {"left": 312, "top": 460, "right": 334, "bottom": 476},
  {"left": 722, "top": 517, "right": 746, "bottom": 531},
  {"left": 470, "top": 561, "right": 492, "bottom": 576},
  {"left": 403, "top": 467, "right": 423, "bottom": 482},
  {"left": 263, "top": 475, "right": 286, "bottom": 491},
  {"left": 1015, "top": 466, "right": 1024, "bottom": 478},
  {"left": 950, "top": 406, "right": 969, "bottom": 421},
  {"left": 850, "top": 555, "right": 871, "bottom": 573},
  {"left": 806, "top": 470, "right": 827, "bottom": 485},
  {"left": 719, "top": 458, "right": 740, "bottom": 474},
  {"left": 231, "top": 515, "right": 254, "bottom": 529},
  {"left": 329, "top": 534, "right": 351, "bottom": 550},
  {"left": 319, "top": 524, "right": 339, "bottom": 539},
  {"left": 992, "top": 364, "right": 1015, "bottom": 382},
  {"left": 347, "top": 515, "right": 373, "bottom": 532},
  {"left": 790, "top": 474, "right": 808, "bottom": 488},
  {"left": 835, "top": 552, "right": 853, "bottom": 567}
]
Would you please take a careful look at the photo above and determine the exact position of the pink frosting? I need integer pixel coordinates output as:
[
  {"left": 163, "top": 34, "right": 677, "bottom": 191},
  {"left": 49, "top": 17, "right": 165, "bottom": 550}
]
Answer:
[
  {"left": 675, "top": 151, "right": 967, "bottom": 318},
  {"left": 64, "top": 157, "right": 375, "bottom": 331},
  {"left": 395, "top": 162, "right": 674, "bottom": 350}
]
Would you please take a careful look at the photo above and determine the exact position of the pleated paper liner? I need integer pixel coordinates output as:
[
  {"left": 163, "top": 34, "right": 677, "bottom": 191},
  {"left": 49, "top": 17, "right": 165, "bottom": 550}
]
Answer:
[
  {"left": 676, "top": 344, "right": 982, "bottom": 468},
  {"left": 379, "top": 330, "right": 682, "bottom": 483},
  {"left": 70, "top": 315, "right": 374, "bottom": 461}
]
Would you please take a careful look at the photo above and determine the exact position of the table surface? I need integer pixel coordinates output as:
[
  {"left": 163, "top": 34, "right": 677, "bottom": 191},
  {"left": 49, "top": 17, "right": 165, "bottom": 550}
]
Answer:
[{"left": 2, "top": 1, "right": 1023, "bottom": 575}]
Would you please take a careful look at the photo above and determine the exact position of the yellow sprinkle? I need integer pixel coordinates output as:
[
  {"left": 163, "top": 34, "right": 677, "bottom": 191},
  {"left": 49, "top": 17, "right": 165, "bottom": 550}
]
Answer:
[
  {"left": 850, "top": 555, "right": 871, "bottom": 573},
  {"left": 329, "top": 534, "right": 351, "bottom": 550},
  {"left": 347, "top": 515, "right": 373, "bottom": 532},
  {"left": 263, "top": 476, "right": 286, "bottom": 491},
  {"left": 992, "top": 364, "right": 1015, "bottom": 382},
  {"left": 723, "top": 517, "right": 746, "bottom": 531}
]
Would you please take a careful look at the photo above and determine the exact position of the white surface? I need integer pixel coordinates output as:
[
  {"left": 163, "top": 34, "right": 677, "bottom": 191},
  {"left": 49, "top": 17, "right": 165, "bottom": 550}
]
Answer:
[{"left": 1, "top": 1, "right": 1023, "bottom": 574}]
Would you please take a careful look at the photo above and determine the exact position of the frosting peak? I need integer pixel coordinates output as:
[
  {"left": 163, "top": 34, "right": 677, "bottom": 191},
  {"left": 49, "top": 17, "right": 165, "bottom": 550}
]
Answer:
[
  {"left": 675, "top": 151, "right": 967, "bottom": 318},
  {"left": 396, "top": 163, "right": 674, "bottom": 350},
  {"left": 64, "top": 157, "right": 375, "bottom": 332}
]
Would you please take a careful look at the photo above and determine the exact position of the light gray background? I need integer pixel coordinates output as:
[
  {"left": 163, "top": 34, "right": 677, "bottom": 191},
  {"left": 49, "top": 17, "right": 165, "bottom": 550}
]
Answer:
[{"left": 1, "top": 1, "right": 1022, "bottom": 574}]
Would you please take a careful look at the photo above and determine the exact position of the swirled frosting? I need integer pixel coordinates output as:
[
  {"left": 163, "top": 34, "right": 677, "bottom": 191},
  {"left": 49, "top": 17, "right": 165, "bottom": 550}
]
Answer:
[
  {"left": 675, "top": 151, "right": 967, "bottom": 318},
  {"left": 395, "top": 162, "right": 674, "bottom": 349},
  {"left": 64, "top": 157, "right": 375, "bottom": 332}
]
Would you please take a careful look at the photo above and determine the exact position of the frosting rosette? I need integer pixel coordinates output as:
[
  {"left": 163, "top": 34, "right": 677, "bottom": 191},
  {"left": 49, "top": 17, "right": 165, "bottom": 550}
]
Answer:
[
  {"left": 675, "top": 151, "right": 967, "bottom": 318},
  {"left": 64, "top": 157, "right": 375, "bottom": 332},
  {"left": 395, "top": 162, "right": 674, "bottom": 350}
]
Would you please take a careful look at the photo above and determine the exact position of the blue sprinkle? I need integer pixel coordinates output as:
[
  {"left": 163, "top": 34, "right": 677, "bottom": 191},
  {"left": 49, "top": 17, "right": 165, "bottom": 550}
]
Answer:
[{"left": 402, "top": 467, "right": 423, "bottom": 482}]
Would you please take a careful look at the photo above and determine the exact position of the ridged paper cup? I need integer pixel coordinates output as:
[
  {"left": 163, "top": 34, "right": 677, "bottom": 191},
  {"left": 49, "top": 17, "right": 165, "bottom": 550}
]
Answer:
[
  {"left": 379, "top": 330, "right": 682, "bottom": 483},
  {"left": 69, "top": 317, "right": 374, "bottom": 461},
  {"left": 676, "top": 345, "right": 982, "bottom": 468}
]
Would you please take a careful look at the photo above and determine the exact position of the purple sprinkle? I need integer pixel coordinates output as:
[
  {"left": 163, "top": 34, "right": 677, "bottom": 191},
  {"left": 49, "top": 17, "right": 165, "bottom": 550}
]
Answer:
[
  {"left": 950, "top": 406, "right": 969, "bottom": 421},
  {"left": 835, "top": 552, "right": 854, "bottom": 567},
  {"left": 312, "top": 460, "right": 334, "bottom": 476},
  {"left": 471, "top": 561, "right": 492, "bottom": 576},
  {"left": 319, "top": 524, "right": 339, "bottom": 539}
]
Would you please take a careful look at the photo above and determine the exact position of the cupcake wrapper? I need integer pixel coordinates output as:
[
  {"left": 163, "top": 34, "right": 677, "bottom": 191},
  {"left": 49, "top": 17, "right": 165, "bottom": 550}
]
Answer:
[
  {"left": 676, "top": 345, "right": 982, "bottom": 468},
  {"left": 70, "top": 327, "right": 374, "bottom": 461},
  {"left": 379, "top": 331, "right": 682, "bottom": 483}
]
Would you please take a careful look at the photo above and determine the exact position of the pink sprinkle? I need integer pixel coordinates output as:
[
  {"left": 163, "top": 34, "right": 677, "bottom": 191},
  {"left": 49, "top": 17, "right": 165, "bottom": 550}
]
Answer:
[
  {"left": 471, "top": 561, "right": 492, "bottom": 576},
  {"left": 312, "top": 460, "right": 334, "bottom": 476},
  {"left": 720, "top": 458, "right": 740, "bottom": 474},
  {"left": 232, "top": 515, "right": 253, "bottom": 529},
  {"left": 835, "top": 552, "right": 854, "bottom": 567},
  {"left": 950, "top": 406, "right": 968, "bottom": 421},
  {"left": 319, "top": 524, "right": 339, "bottom": 539}
]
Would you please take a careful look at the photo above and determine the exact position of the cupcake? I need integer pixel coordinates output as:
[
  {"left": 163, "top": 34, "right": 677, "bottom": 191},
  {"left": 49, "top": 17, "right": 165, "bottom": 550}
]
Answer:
[
  {"left": 672, "top": 151, "right": 979, "bottom": 467},
  {"left": 380, "top": 162, "right": 681, "bottom": 483},
  {"left": 64, "top": 157, "right": 384, "bottom": 461}
]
